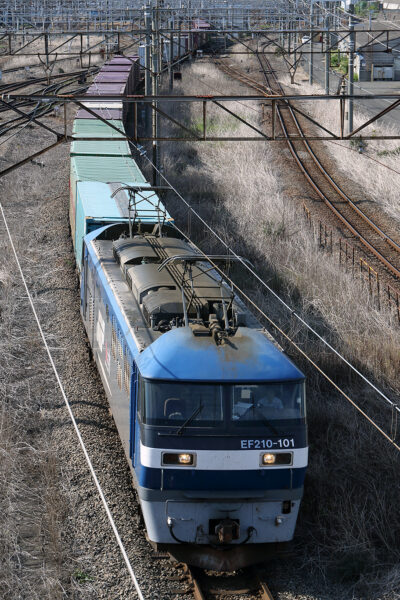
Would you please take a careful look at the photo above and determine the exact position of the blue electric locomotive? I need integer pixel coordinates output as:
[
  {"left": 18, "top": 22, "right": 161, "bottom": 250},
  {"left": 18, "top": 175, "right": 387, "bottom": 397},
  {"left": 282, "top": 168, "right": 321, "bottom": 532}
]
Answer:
[{"left": 80, "top": 218, "right": 307, "bottom": 570}]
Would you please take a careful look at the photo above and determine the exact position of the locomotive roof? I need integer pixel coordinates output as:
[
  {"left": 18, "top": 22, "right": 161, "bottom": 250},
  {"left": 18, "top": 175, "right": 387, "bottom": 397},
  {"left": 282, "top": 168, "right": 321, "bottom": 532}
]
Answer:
[
  {"left": 136, "top": 326, "right": 304, "bottom": 383},
  {"left": 86, "top": 225, "right": 304, "bottom": 384}
]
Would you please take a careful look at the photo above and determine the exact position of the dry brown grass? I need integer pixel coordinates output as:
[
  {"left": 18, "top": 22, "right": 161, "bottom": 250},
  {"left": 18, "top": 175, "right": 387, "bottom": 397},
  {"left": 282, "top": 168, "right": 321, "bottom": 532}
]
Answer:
[
  {"left": 161, "top": 59, "right": 400, "bottom": 392},
  {"left": 0, "top": 111, "right": 93, "bottom": 598},
  {"left": 158, "top": 55, "right": 400, "bottom": 597},
  {"left": 0, "top": 240, "right": 69, "bottom": 599},
  {"left": 278, "top": 69, "right": 400, "bottom": 225}
]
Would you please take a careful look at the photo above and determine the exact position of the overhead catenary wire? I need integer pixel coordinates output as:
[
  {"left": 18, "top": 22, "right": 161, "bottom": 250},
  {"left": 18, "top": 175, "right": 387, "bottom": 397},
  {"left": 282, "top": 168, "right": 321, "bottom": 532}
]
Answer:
[
  {"left": 75, "top": 45, "right": 400, "bottom": 447},
  {"left": 0, "top": 197, "right": 146, "bottom": 600},
  {"left": 170, "top": 220, "right": 400, "bottom": 453},
  {"left": 157, "top": 34, "right": 400, "bottom": 183},
  {"left": 20, "top": 41, "right": 398, "bottom": 427},
  {"left": 2, "top": 16, "right": 398, "bottom": 456},
  {"left": 132, "top": 138, "right": 399, "bottom": 415},
  {"left": 0, "top": 103, "right": 40, "bottom": 146},
  {"left": 208, "top": 41, "right": 400, "bottom": 177},
  {"left": 69, "top": 60, "right": 400, "bottom": 442},
  {"left": 285, "top": 0, "right": 400, "bottom": 104}
]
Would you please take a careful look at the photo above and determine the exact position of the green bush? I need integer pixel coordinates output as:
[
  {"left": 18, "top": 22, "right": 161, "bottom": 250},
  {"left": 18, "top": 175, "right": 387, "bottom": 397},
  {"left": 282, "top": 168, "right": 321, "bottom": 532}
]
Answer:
[
  {"left": 353, "top": 72, "right": 359, "bottom": 82},
  {"left": 349, "top": 136, "right": 367, "bottom": 151},
  {"left": 73, "top": 570, "right": 93, "bottom": 584},
  {"left": 330, "top": 51, "right": 339, "bottom": 67},
  {"left": 339, "top": 55, "right": 348, "bottom": 74},
  {"left": 355, "top": 1, "right": 379, "bottom": 16},
  {"left": 330, "top": 51, "right": 348, "bottom": 73}
]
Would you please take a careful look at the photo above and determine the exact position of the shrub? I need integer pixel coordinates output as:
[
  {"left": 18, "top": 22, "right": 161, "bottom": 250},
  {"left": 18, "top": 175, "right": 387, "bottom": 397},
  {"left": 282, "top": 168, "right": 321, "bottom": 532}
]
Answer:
[{"left": 330, "top": 51, "right": 339, "bottom": 67}]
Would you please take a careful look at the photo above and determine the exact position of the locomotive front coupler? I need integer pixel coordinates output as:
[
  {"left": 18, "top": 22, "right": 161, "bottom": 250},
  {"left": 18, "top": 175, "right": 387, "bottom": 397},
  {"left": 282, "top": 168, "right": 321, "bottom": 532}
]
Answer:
[{"left": 215, "top": 518, "right": 240, "bottom": 544}]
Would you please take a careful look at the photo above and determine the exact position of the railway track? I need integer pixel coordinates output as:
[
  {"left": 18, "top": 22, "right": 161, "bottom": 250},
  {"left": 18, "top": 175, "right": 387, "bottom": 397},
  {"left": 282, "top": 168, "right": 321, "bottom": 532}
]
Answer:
[
  {"left": 0, "top": 68, "right": 98, "bottom": 136},
  {"left": 215, "top": 52, "right": 400, "bottom": 284},
  {"left": 0, "top": 66, "right": 99, "bottom": 95},
  {"left": 167, "top": 562, "right": 275, "bottom": 600}
]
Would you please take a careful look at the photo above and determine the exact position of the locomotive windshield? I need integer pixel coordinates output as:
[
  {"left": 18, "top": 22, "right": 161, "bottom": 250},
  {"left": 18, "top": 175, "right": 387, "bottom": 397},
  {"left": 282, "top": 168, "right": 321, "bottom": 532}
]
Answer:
[
  {"left": 230, "top": 382, "right": 305, "bottom": 425},
  {"left": 140, "top": 380, "right": 305, "bottom": 427},
  {"left": 141, "top": 381, "right": 224, "bottom": 426}
]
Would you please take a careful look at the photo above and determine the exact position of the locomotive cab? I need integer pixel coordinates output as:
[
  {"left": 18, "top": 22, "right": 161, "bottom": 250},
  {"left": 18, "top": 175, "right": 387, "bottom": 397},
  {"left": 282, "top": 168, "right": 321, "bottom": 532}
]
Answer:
[{"left": 134, "top": 326, "right": 307, "bottom": 570}]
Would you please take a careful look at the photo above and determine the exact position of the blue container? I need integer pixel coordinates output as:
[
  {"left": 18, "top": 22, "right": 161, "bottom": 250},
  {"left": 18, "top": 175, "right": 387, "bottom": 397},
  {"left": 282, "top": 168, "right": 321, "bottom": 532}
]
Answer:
[{"left": 74, "top": 181, "right": 173, "bottom": 270}]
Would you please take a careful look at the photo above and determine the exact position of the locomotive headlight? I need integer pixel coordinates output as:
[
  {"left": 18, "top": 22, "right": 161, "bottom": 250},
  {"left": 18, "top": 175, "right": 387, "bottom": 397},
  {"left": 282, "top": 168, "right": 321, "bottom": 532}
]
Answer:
[
  {"left": 262, "top": 453, "right": 276, "bottom": 465},
  {"left": 178, "top": 453, "right": 192, "bottom": 464},
  {"left": 162, "top": 452, "right": 195, "bottom": 466},
  {"left": 260, "top": 452, "right": 293, "bottom": 466}
]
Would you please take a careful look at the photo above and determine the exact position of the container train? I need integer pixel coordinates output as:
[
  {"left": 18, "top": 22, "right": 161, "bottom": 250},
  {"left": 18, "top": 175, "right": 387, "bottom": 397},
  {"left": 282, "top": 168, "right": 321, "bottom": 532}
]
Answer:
[{"left": 69, "top": 53, "right": 308, "bottom": 571}]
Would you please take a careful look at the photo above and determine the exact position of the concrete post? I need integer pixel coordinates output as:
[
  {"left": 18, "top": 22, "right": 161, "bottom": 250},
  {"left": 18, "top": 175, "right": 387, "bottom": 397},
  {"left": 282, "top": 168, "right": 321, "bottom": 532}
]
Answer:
[
  {"left": 151, "top": 8, "right": 159, "bottom": 186},
  {"left": 325, "top": 15, "right": 330, "bottom": 94},
  {"left": 348, "top": 3, "right": 355, "bottom": 134},
  {"left": 169, "top": 17, "right": 173, "bottom": 92},
  {"left": 309, "top": 0, "right": 314, "bottom": 85},
  {"left": 145, "top": 8, "right": 152, "bottom": 133}
]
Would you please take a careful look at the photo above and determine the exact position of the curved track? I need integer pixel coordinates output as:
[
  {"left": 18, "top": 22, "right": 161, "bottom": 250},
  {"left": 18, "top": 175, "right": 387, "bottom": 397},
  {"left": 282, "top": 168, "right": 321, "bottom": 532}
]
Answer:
[
  {"left": 0, "top": 68, "right": 99, "bottom": 136},
  {"left": 216, "top": 52, "right": 400, "bottom": 283}
]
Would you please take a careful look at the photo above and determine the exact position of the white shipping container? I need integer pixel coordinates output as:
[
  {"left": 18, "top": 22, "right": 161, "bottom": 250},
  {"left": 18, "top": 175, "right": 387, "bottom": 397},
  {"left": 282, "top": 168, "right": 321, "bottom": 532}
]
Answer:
[
  {"left": 163, "top": 40, "right": 170, "bottom": 63},
  {"left": 138, "top": 44, "right": 146, "bottom": 68}
]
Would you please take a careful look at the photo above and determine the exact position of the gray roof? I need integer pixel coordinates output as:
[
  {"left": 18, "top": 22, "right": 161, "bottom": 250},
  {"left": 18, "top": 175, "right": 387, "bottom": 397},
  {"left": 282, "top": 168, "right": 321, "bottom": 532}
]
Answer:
[{"left": 359, "top": 36, "right": 400, "bottom": 53}]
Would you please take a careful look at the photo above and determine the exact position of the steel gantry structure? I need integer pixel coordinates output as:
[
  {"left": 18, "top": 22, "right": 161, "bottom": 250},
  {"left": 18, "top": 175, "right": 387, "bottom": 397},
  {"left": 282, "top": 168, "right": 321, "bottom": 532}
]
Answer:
[{"left": 1, "top": 0, "right": 400, "bottom": 181}]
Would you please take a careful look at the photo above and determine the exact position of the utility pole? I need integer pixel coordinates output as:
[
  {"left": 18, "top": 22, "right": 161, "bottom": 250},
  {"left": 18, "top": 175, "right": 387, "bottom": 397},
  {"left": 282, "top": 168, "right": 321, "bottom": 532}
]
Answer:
[
  {"left": 151, "top": 4, "right": 159, "bottom": 186},
  {"left": 348, "top": 3, "right": 355, "bottom": 134},
  {"left": 145, "top": 6, "right": 152, "bottom": 133},
  {"left": 188, "top": 0, "right": 192, "bottom": 55},
  {"left": 309, "top": 0, "right": 314, "bottom": 85},
  {"left": 169, "top": 16, "right": 174, "bottom": 92},
  {"left": 325, "top": 14, "right": 330, "bottom": 94}
]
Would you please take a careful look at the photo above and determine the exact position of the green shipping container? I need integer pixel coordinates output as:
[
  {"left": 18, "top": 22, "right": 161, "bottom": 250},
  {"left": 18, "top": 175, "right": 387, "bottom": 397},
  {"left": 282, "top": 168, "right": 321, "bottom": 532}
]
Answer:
[
  {"left": 70, "top": 138, "right": 131, "bottom": 156},
  {"left": 71, "top": 154, "right": 147, "bottom": 184},
  {"left": 72, "top": 119, "right": 126, "bottom": 138}
]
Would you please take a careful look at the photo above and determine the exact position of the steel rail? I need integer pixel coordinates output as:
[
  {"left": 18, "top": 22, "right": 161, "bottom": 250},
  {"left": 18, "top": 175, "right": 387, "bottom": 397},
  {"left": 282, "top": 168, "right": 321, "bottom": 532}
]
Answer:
[
  {"left": 215, "top": 52, "right": 400, "bottom": 280},
  {"left": 0, "top": 70, "right": 96, "bottom": 136},
  {"left": 183, "top": 563, "right": 276, "bottom": 600},
  {"left": 294, "top": 118, "right": 400, "bottom": 256},
  {"left": 256, "top": 53, "right": 400, "bottom": 255},
  {"left": 252, "top": 567, "right": 275, "bottom": 600},
  {"left": 277, "top": 107, "right": 400, "bottom": 279},
  {"left": 0, "top": 66, "right": 99, "bottom": 94},
  {"left": 0, "top": 67, "right": 99, "bottom": 118},
  {"left": 257, "top": 53, "right": 400, "bottom": 280},
  {"left": 218, "top": 54, "right": 400, "bottom": 259}
]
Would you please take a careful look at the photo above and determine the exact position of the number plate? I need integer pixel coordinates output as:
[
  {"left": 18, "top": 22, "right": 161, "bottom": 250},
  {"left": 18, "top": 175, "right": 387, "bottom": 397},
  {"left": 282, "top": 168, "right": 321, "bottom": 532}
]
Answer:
[{"left": 240, "top": 438, "right": 295, "bottom": 449}]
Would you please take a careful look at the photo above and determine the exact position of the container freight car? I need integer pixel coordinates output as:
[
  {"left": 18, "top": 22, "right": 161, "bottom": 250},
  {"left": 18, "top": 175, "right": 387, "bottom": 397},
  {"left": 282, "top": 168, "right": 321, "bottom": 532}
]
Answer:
[
  {"left": 192, "top": 18, "right": 211, "bottom": 48},
  {"left": 69, "top": 55, "right": 169, "bottom": 273}
]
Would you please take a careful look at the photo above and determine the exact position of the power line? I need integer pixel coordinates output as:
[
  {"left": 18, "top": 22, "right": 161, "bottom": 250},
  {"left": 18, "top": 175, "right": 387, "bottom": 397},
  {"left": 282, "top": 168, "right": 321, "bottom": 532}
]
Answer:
[
  {"left": 129, "top": 116, "right": 400, "bottom": 422},
  {"left": 0, "top": 195, "right": 146, "bottom": 600},
  {"left": 171, "top": 220, "right": 400, "bottom": 453}
]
